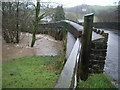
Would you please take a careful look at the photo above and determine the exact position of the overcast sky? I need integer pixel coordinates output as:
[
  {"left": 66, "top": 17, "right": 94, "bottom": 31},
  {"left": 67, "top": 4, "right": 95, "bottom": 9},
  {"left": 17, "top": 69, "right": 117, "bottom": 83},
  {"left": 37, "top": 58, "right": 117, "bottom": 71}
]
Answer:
[{"left": 40, "top": 0, "right": 119, "bottom": 7}]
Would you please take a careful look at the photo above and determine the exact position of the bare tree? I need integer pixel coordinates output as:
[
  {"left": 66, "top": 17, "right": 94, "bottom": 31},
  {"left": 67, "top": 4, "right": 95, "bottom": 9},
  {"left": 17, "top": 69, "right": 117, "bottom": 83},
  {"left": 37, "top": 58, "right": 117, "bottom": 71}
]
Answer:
[
  {"left": 2, "top": 2, "right": 34, "bottom": 43},
  {"left": 2, "top": 2, "right": 20, "bottom": 43}
]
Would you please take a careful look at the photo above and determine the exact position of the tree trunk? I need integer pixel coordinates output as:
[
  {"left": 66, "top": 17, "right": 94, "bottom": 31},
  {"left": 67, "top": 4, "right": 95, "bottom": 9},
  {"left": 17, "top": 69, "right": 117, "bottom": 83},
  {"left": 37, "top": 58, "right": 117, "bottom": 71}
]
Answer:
[
  {"left": 31, "top": 1, "right": 40, "bottom": 47},
  {"left": 16, "top": 2, "right": 19, "bottom": 43}
]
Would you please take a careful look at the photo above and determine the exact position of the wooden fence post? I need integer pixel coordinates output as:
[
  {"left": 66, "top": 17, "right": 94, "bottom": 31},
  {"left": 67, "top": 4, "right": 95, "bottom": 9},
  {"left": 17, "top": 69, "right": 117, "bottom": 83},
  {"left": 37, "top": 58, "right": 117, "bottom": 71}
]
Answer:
[{"left": 78, "top": 13, "right": 94, "bottom": 81}]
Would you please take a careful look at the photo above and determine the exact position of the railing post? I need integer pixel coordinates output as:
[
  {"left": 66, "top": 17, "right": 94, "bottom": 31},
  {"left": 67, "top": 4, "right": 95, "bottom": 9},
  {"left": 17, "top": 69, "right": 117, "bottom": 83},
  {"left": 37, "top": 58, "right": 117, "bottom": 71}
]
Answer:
[{"left": 78, "top": 13, "right": 94, "bottom": 81}]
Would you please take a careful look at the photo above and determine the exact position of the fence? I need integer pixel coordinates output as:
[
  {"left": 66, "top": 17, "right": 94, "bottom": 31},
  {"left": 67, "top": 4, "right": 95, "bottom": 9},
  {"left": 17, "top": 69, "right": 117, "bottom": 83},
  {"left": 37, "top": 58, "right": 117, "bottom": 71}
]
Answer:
[
  {"left": 54, "top": 13, "right": 109, "bottom": 88},
  {"left": 39, "top": 13, "right": 109, "bottom": 88}
]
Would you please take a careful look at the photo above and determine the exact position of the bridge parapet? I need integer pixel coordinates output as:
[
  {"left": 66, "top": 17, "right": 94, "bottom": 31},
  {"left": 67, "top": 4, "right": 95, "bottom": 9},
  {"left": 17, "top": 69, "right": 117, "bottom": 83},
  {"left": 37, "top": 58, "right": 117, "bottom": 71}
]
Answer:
[{"left": 38, "top": 14, "right": 109, "bottom": 88}]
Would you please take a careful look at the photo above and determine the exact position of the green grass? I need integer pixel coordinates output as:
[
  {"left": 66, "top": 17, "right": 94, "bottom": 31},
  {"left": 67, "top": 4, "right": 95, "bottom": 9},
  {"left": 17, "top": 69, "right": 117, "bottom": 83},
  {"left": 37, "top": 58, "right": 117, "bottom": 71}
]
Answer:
[
  {"left": 2, "top": 56, "right": 61, "bottom": 88},
  {"left": 77, "top": 74, "right": 116, "bottom": 88},
  {"left": 3, "top": 55, "right": 116, "bottom": 88}
]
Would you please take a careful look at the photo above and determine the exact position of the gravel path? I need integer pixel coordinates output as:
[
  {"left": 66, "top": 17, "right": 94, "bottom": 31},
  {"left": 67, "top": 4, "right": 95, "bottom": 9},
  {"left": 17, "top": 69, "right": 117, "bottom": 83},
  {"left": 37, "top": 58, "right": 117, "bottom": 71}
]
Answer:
[{"left": 2, "top": 32, "right": 63, "bottom": 63}]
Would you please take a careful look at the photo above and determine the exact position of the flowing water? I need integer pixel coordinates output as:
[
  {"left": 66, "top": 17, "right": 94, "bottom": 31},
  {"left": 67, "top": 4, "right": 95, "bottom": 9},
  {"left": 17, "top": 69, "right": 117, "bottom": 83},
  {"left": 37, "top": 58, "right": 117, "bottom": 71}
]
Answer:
[{"left": 2, "top": 33, "right": 63, "bottom": 63}]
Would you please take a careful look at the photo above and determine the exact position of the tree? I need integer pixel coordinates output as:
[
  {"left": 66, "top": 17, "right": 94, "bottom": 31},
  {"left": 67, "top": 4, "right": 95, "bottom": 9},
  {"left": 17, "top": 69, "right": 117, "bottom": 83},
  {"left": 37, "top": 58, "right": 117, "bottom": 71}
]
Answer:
[
  {"left": 53, "top": 6, "right": 65, "bottom": 21},
  {"left": 16, "top": 2, "right": 19, "bottom": 43},
  {"left": 31, "top": 0, "right": 45, "bottom": 47},
  {"left": 2, "top": 2, "right": 20, "bottom": 43},
  {"left": 2, "top": 2, "right": 33, "bottom": 43}
]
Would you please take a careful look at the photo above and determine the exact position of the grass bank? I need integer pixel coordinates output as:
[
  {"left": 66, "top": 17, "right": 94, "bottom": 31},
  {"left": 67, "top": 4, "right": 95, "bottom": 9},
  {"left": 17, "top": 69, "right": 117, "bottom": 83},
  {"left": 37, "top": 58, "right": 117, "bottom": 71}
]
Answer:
[
  {"left": 2, "top": 54, "right": 116, "bottom": 88},
  {"left": 2, "top": 56, "right": 64, "bottom": 88},
  {"left": 77, "top": 74, "right": 116, "bottom": 88}
]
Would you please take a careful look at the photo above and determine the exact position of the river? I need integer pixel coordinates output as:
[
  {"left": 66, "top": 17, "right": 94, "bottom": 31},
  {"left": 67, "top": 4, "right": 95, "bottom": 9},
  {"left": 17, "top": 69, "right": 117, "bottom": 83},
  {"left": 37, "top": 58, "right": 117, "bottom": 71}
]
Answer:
[
  {"left": 2, "top": 33, "right": 63, "bottom": 63},
  {"left": 101, "top": 29, "right": 119, "bottom": 88}
]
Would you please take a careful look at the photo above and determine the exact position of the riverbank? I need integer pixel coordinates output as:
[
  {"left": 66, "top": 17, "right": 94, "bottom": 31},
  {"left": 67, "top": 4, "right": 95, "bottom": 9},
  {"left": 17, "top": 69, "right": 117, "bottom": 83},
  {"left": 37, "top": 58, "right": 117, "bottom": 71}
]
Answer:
[
  {"left": 2, "top": 56, "right": 61, "bottom": 88},
  {"left": 3, "top": 55, "right": 116, "bottom": 88},
  {"left": 2, "top": 32, "right": 65, "bottom": 88}
]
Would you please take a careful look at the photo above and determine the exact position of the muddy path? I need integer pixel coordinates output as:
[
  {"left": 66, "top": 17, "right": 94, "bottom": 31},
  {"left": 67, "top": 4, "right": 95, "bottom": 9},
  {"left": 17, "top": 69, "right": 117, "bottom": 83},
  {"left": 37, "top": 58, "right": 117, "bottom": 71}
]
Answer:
[{"left": 2, "top": 32, "right": 63, "bottom": 63}]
